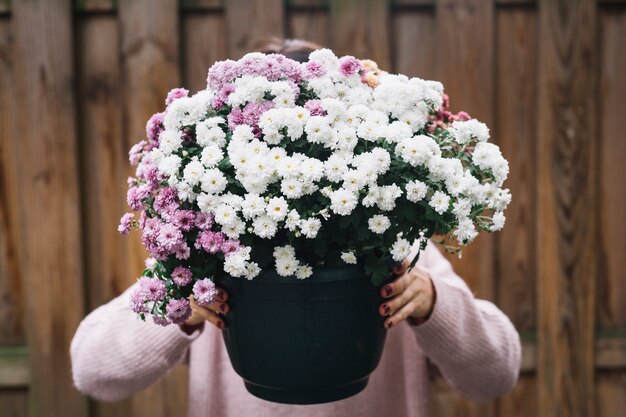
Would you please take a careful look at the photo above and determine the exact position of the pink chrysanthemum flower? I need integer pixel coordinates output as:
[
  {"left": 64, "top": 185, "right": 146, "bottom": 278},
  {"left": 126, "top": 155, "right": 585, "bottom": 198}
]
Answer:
[
  {"left": 171, "top": 210, "right": 196, "bottom": 232},
  {"left": 195, "top": 230, "right": 225, "bottom": 254},
  {"left": 195, "top": 212, "right": 214, "bottom": 230},
  {"left": 166, "top": 298, "right": 192, "bottom": 325},
  {"left": 118, "top": 213, "right": 134, "bottom": 235},
  {"left": 145, "top": 112, "right": 165, "bottom": 146},
  {"left": 165, "top": 88, "right": 189, "bottom": 106},
  {"left": 171, "top": 266, "right": 193, "bottom": 286},
  {"left": 139, "top": 277, "right": 166, "bottom": 302},
  {"left": 157, "top": 224, "right": 184, "bottom": 251},
  {"left": 193, "top": 278, "right": 218, "bottom": 307},
  {"left": 152, "top": 315, "right": 170, "bottom": 326},
  {"left": 129, "top": 287, "right": 147, "bottom": 314},
  {"left": 338, "top": 56, "right": 361, "bottom": 77}
]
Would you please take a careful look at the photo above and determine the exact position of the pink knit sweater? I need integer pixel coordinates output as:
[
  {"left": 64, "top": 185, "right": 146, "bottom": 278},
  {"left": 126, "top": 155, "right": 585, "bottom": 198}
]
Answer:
[{"left": 71, "top": 243, "right": 521, "bottom": 417}]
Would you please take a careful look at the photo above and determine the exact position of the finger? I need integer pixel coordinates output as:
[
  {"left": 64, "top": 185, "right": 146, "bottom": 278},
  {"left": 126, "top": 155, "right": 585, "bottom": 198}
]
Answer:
[
  {"left": 379, "top": 277, "right": 420, "bottom": 316},
  {"left": 391, "top": 258, "right": 410, "bottom": 276},
  {"left": 193, "top": 304, "right": 225, "bottom": 329},
  {"left": 215, "top": 287, "right": 229, "bottom": 302},
  {"left": 380, "top": 266, "right": 414, "bottom": 299},
  {"left": 204, "top": 301, "right": 230, "bottom": 314},
  {"left": 384, "top": 299, "right": 418, "bottom": 329}
]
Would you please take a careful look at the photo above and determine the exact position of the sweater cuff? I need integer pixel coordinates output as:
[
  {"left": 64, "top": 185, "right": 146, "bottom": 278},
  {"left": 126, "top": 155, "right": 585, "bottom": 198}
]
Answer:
[{"left": 409, "top": 273, "right": 464, "bottom": 350}]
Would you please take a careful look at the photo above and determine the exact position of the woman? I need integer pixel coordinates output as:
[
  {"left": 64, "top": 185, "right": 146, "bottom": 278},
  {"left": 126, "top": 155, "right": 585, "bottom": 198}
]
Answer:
[{"left": 70, "top": 40, "right": 521, "bottom": 417}]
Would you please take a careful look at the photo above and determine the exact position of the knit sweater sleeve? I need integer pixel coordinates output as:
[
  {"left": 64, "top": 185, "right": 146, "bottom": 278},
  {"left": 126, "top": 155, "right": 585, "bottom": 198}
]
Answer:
[
  {"left": 409, "top": 242, "right": 521, "bottom": 402},
  {"left": 70, "top": 284, "right": 203, "bottom": 402}
]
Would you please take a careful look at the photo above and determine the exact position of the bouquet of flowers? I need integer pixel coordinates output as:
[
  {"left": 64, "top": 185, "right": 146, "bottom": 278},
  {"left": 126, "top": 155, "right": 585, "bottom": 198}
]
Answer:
[{"left": 120, "top": 49, "right": 511, "bottom": 327}]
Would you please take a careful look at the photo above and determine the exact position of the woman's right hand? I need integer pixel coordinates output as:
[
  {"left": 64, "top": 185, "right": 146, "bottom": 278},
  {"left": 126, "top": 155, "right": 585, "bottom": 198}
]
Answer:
[{"left": 180, "top": 287, "right": 229, "bottom": 334}]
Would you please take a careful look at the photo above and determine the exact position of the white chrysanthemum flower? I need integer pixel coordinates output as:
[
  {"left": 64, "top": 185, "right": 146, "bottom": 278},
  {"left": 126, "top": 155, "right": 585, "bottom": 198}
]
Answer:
[
  {"left": 200, "top": 169, "right": 227, "bottom": 195},
  {"left": 240, "top": 193, "right": 266, "bottom": 219},
  {"left": 276, "top": 258, "right": 299, "bottom": 277},
  {"left": 158, "top": 154, "right": 181, "bottom": 177},
  {"left": 273, "top": 245, "right": 296, "bottom": 261},
  {"left": 451, "top": 119, "right": 490, "bottom": 144},
  {"left": 232, "top": 124, "right": 255, "bottom": 142},
  {"left": 223, "top": 247, "right": 251, "bottom": 277},
  {"left": 406, "top": 180, "right": 428, "bottom": 203},
  {"left": 362, "top": 186, "right": 380, "bottom": 208},
  {"left": 305, "top": 116, "right": 333, "bottom": 145},
  {"left": 390, "top": 237, "right": 411, "bottom": 262},
  {"left": 295, "top": 264, "right": 313, "bottom": 279},
  {"left": 281, "top": 178, "right": 304, "bottom": 199},
  {"left": 201, "top": 144, "right": 224, "bottom": 168},
  {"left": 285, "top": 209, "right": 301, "bottom": 231},
  {"left": 368, "top": 215, "right": 391, "bottom": 234},
  {"left": 330, "top": 188, "right": 358, "bottom": 216},
  {"left": 196, "top": 119, "right": 226, "bottom": 147},
  {"left": 490, "top": 211, "right": 506, "bottom": 231},
  {"left": 377, "top": 184, "right": 403, "bottom": 211},
  {"left": 253, "top": 215, "right": 278, "bottom": 238},
  {"left": 266, "top": 196, "right": 289, "bottom": 221},
  {"left": 300, "top": 157, "right": 325, "bottom": 182},
  {"left": 342, "top": 169, "right": 367, "bottom": 192},
  {"left": 300, "top": 218, "right": 322, "bottom": 238},
  {"left": 222, "top": 218, "right": 246, "bottom": 239},
  {"left": 158, "top": 130, "right": 182, "bottom": 155},
  {"left": 454, "top": 217, "right": 478, "bottom": 243},
  {"left": 397, "top": 135, "right": 438, "bottom": 167},
  {"left": 213, "top": 204, "right": 238, "bottom": 227},
  {"left": 332, "top": 124, "right": 358, "bottom": 151},
  {"left": 244, "top": 262, "right": 261, "bottom": 280},
  {"left": 175, "top": 181, "right": 196, "bottom": 203},
  {"left": 429, "top": 191, "right": 451, "bottom": 215},
  {"left": 164, "top": 97, "right": 204, "bottom": 129},
  {"left": 452, "top": 198, "right": 472, "bottom": 218},
  {"left": 182, "top": 158, "right": 204, "bottom": 186},
  {"left": 341, "top": 251, "right": 358, "bottom": 264},
  {"left": 324, "top": 154, "right": 349, "bottom": 183}
]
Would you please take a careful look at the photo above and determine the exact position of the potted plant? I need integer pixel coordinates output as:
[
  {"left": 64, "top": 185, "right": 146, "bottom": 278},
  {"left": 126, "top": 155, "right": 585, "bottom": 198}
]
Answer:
[{"left": 119, "top": 49, "right": 511, "bottom": 404}]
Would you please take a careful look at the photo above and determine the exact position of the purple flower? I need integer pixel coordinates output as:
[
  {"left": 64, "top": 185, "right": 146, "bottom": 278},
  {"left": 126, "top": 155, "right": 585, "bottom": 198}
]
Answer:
[
  {"left": 171, "top": 210, "right": 196, "bottom": 232},
  {"left": 195, "top": 212, "right": 214, "bottom": 230},
  {"left": 129, "top": 287, "right": 147, "bottom": 314},
  {"left": 127, "top": 186, "right": 150, "bottom": 211},
  {"left": 153, "top": 187, "right": 179, "bottom": 214},
  {"left": 165, "top": 88, "right": 189, "bottom": 106},
  {"left": 171, "top": 266, "right": 193, "bottom": 286},
  {"left": 304, "top": 61, "right": 326, "bottom": 78},
  {"left": 173, "top": 243, "right": 191, "bottom": 260},
  {"left": 129, "top": 141, "right": 146, "bottom": 166},
  {"left": 195, "top": 230, "right": 225, "bottom": 254},
  {"left": 221, "top": 239, "right": 241, "bottom": 255},
  {"left": 193, "top": 278, "right": 218, "bottom": 306},
  {"left": 304, "top": 100, "right": 325, "bottom": 116},
  {"left": 166, "top": 298, "right": 192, "bottom": 325},
  {"left": 118, "top": 213, "right": 134, "bottom": 235},
  {"left": 338, "top": 56, "right": 361, "bottom": 77},
  {"left": 211, "top": 83, "right": 236, "bottom": 110},
  {"left": 152, "top": 315, "right": 170, "bottom": 326},
  {"left": 157, "top": 223, "right": 184, "bottom": 251},
  {"left": 145, "top": 112, "right": 165, "bottom": 146},
  {"left": 139, "top": 277, "right": 167, "bottom": 302}
]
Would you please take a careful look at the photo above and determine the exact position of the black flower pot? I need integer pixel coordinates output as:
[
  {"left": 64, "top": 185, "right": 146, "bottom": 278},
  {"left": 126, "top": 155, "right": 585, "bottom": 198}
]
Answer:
[{"left": 218, "top": 264, "right": 389, "bottom": 404}]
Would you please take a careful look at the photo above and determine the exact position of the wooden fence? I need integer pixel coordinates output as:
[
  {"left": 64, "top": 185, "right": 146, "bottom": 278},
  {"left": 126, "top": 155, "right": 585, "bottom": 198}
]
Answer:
[{"left": 0, "top": 0, "right": 624, "bottom": 416}]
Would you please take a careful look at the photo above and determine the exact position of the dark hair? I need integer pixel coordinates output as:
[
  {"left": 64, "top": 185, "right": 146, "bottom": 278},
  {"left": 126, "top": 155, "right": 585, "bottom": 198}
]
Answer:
[{"left": 256, "top": 38, "right": 322, "bottom": 63}]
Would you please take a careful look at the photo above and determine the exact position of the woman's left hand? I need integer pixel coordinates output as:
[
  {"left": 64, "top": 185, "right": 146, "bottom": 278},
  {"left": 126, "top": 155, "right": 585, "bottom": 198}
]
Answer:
[{"left": 379, "top": 260, "right": 436, "bottom": 329}]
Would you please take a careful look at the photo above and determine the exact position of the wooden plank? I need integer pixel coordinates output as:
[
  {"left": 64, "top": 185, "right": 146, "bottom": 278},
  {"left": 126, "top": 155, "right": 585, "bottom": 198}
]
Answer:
[
  {"left": 595, "top": 371, "right": 626, "bottom": 417},
  {"left": 11, "top": 1, "right": 88, "bottom": 416},
  {"left": 536, "top": 0, "right": 597, "bottom": 415},
  {"left": 288, "top": 0, "right": 328, "bottom": 8},
  {"left": 494, "top": 6, "right": 537, "bottom": 331},
  {"left": 329, "top": 0, "right": 391, "bottom": 70},
  {"left": 117, "top": 2, "right": 189, "bottom": 416},
  {"left": 287, "top": 7, "right": 330, "bottom": 49},
  {"left": 0, "top": 347, "right": 29, "bottom": 388},
  {"left": 434, "top": 0, "right": 495, "bottom": 302},
  {"left": 495, "top": 374, "right": 538, "bottom": 417},
  {"left": 596, "top": 8, "right": 626, "bottom": 330},
  {"left": 0, "top": 389, "right": 29, "bottom": 417},
  {"left": 393, "top": 0, "right": 435, "bottom": 7},
  {"left": 225, "top": 0, "right": 285, "bottom": 59},
  {"left": 0, "top": 14, "right": 26, "bottom": 348},
  {"left": 182, "top": 12, "right": 228, "bottom": 93},
  {"left": 76, "top": 15, "right": 135, "bottom": 417},
  {"left": 393, "top": 9, "right": 437, "bottom": 80}
]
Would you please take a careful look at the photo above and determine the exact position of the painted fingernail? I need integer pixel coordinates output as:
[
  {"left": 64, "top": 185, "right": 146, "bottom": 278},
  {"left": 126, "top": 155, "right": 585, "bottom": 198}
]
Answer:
[
  {"left": 383, "top": 304, "right": 390, "bottom": 315},
  {"left": 219, "top": 303, "right": 227, "bottom": 313},
  {"left": 216, "top": 290, "right": 225, "bottom": 301},
  {"left": 386, "top": 320, "right": 393, "bottom": 329},
  {"left": 384, "top": 285, "right": 393, "bottom": 297},
  {"left": 217, "top": 320, "right": 224, "bottom": 329}
]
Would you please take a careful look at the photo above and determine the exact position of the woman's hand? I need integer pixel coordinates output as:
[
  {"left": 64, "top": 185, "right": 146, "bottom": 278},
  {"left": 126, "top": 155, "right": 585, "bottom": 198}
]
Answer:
[
  {"left": 379, "top": 260, "right": 436, "bottom": 329},
  {"left": 180, "top": 288, "right": 229, "bottom": 334}
]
